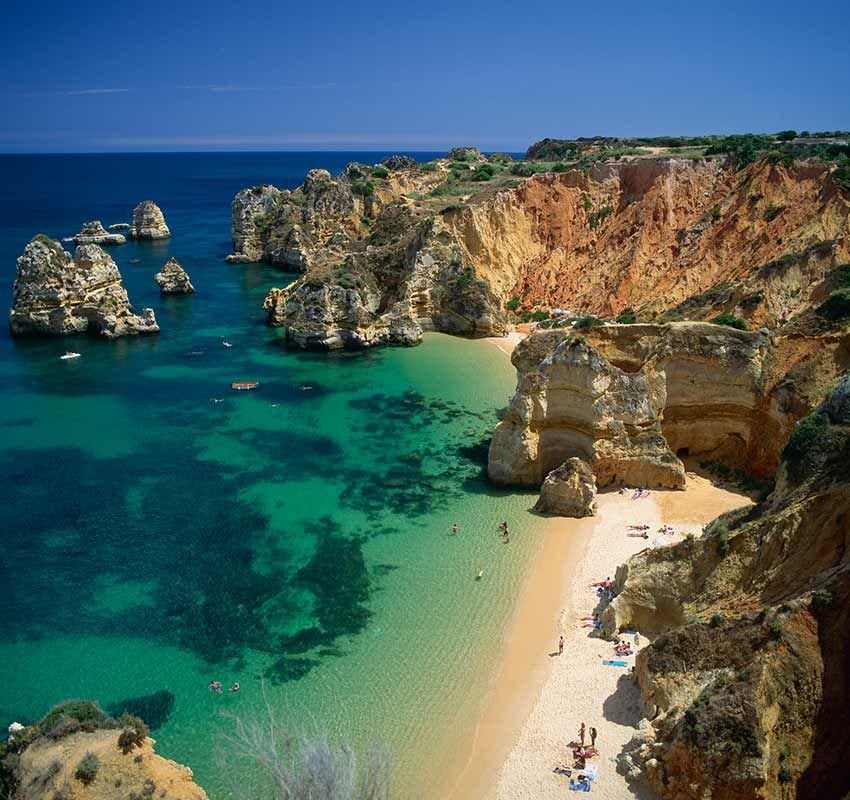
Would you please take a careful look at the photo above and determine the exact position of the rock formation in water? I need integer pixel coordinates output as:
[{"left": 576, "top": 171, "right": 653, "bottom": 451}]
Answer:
[
  {"left": 154, "top": 257, "right": 194, "bottom": 294},
  {"left": 534, "top": 457, "right": 598, "bottom": 516},
  {"left": 228, "top": 161, "right": 504, "bottom": 348},
  {"left": 72, "top": 221, "right": 126, "bottom": 246},
  {"left": 9, "top": 235, "right": 159, "bottom": 338},
  {"left": 609, "top": 377, "right": 850, "bottom": 800},
  {"left": 227, "top": 146, "right": 850, "bottom": 350},
  {"left": 129, "top": 201, "right": 171, "bottom": 240},
  {"left": 488, "top": 321, "right": 850, "bottom": 486},
  {"left": 1, "top": 701, "right": 207, "bottom": 800}
]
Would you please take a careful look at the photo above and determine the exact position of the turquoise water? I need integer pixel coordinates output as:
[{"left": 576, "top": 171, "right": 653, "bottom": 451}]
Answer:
[{"left": 0, "top": 154, "right": 540, "bottom": 797}]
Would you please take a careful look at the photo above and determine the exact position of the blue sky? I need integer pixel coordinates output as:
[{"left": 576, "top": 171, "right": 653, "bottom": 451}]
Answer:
[{"left": 1, "top": 0, "right": 848, "bottom": 152}]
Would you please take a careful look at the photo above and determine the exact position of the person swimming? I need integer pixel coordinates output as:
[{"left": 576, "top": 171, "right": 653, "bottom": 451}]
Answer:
[{"left": 208, "top": 680, "right": 223, "bottom": 694}]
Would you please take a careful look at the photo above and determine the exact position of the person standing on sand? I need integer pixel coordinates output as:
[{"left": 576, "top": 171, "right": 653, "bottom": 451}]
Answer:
[
  {"left": 558, "top": 635, "right": 564, "bottom": 655},
  {"left": 590, "top": 726, "right": 597, "bottom": 747},
  {"left": 579, "top": 722, "right": 586, "bottom": 746}
]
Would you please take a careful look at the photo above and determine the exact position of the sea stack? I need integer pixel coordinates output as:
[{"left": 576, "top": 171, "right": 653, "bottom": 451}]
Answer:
[
  {"left": 534, "top": 458, "right": 598, "bottom": 517},
  {"left": 155, "top": 257, "right": 195, "bottom": 294},
  {"left": 129, "top": 200, "right": 171, "bottom": 239},
  {"left": 9, "top": 235, "right": 159, "bottom": 338},
  {"left": 72, "top": 220, "right": 127, "bottom": 246}
]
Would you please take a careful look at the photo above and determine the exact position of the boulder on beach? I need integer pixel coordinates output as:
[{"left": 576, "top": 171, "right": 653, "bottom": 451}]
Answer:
[{"left": 534, "top": 457, "right": 598, "bottom": 517}]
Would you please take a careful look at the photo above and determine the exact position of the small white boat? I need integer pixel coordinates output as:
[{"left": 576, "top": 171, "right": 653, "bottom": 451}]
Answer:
[
  {"left": 60, "top": 352, "right": 81, "bottom": 360},
  {"left": 222, "top": 341, "right": 233, "bottom": 348}
]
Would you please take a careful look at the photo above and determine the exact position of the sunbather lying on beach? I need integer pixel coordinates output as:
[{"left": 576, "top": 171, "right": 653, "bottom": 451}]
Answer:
[
  {"left": 628, "top": 524, "right": 650, "bottom": 530},
  {"left": 627, "top": 531, "right": 650, "bottom": 539}
]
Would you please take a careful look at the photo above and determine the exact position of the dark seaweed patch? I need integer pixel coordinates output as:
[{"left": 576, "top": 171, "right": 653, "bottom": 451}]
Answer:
[{"left": 106, "top": 690, "right": 175, "bottom": 731}]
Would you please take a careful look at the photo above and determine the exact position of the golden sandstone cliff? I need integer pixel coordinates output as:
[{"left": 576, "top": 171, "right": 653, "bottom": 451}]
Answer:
[
  {"left": 609, "top": 377, "right": 850, "bottom": 800},
  {"left": 487, "top": 321, "right": 849, "bottom": 488},
  {"left": 2, "top": 703, "right": 206, "bottom": 800},
  {"left": 227, "top": 149, "right": 850, "bottom": 350}
]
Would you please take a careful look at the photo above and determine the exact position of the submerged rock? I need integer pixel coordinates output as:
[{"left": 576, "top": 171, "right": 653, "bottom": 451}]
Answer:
[
  {"left": 129, "top": 200, "right": 171, "bottom": 239},
  {"left": 9, "top": 235, "right": 159, "bottom": 338},
  {"left": 534, "top": 457, "right": 597, "bottom": 517},
  {"left": 155, "top": 257, "right": 194, "bottom": 294},
  {"left": 72, "top": 220, "right": 126, "bottom": 246}
]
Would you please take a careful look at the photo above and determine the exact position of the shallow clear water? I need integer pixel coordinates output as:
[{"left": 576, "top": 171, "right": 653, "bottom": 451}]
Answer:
[{"left": 0, "top": 153, "right": 539, "bottom": 797}]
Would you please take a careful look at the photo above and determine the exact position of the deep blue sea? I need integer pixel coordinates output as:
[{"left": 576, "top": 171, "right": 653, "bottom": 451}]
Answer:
[{"left": 0, "top": 152, "right": 541, "bottom": 798}]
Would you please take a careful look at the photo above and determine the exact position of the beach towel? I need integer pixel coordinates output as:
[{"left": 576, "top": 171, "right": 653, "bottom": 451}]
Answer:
[
  {"left": 569, "top": 780, "right": 591, "bottom": 792},
  {"left": 602, "top": 659, "right": 628, "bottom": 667},
  {"left": 583, "top": 764, "right": 598, "bottom": 781}
]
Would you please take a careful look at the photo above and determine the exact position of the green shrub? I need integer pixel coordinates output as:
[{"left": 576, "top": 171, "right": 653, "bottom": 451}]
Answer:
[
  {"left": 351, "top": 181, "right": 375, "bottom": 197},
  {"left": 588, "top": 204, "right": 614, "bottom": 229},
  {"left": 419, "top": 162, "right": 437, "bottom": 173},
  {"left": 812, "top": 588, "right": 834, "bottom": 608},
  {"left": 778, "top": 765, "right": 793, "bottom": 783},
  {"left": 709, "top": 204, "right": 722, "bottom": 221},
  {"left": 764, "top": 203, "right": 784, "bottom": 221},
  {"left": 775, "top": 130, "right": 797, "bottom": 142},
  {"left": 783, "top": 410, "right": 830, "bottom": 473},
  {"left": 816, "top": 288, "right": 850, "bottom": 321},
  {"left": 74, "top": 753, "right": 100, "bottom": 785},
  {"left": 715, "top": 522, "right": 730, "bottom": 557},
  {"left": 710, "top": 614, "right": 723, "bottom": 628},
  {"left": 371, "top": 167, "right": 389, "bottom": 179},
  {"left": 769, "top": 620, "right": 784, "bottom": 640},
  {"left": 117, "top": 713, "right": 149, "bottom": 753},
  {"left": 711, "top": 313, "right": 748, "bottom": 330},
  {"left": 615, "top": 308, "right": 636, "bottom": 324},
  {"left": 505, "top": 296, "right": 521, "bottom": 312},
  {"left": 518, "top": 310, "right": 549, "bottom": 323},
  {"left": 573, "top": 316, "right": 603, "bottom": 330}
]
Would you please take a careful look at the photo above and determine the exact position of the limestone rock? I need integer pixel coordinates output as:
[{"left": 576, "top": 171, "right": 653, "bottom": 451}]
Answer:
[
  {"left": 154, "top": 257, "right": 194, "bottom": 294},
  {"left": 488, "top": 321, "right": 848, "bottom": 487},
  {"left": 381, "top": 154, "right": 417, "bottom": 171},
  {"left": 227, "top": 184, "right": 283, "bottom": 262},
  {"left": 72, "top": 220, "right": 126, "bottom": 246},
  {"left": 16, "top": 728, "right": 207, "bottom": 800},
  {"left": 607, "top": 381, "right": 850, "bottom": 799},
  {"left": 446, "top": 146, "right": 482, "bottom": 160},
  {"left": 129, "top": 200, "right": 171, "bottom": 239},
  {"left": 534, "top": 457, "right": 597, "bottom": 516},
  {"left": 9, "top": 235, "right": 159, "bottom": 338}
]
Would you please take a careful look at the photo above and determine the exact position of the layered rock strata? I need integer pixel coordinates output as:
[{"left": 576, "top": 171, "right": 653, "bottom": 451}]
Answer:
[
  {"left": 229, "top": 163, "right": 504, "bottom": 348},
  {"left": 609, "top": 378, "right": 850, "bottom": 800},
  {"left": 155, "top": 257, "right": 194, "bottom": 294},
  {"left": 129, "top": 201, "right": 171, "bottom": 240},
  {"left": 9, "top": 235, "right": 158, "bottom": 338},
  {"left": 534, "top": 457, "right": 598, "bottom": 516},
  {"left": 72, "top": 220, "right": 126, "bottom": 246},
  {"left": 228, "top": 153, "right": 849, "bottom": 351},
  {"left": 488, "top": 321, "right": 850, "bottom": 486}
]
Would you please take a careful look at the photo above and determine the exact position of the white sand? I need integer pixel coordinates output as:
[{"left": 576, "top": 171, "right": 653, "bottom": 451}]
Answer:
[
  {"left": 484, "top": 330, "right": 527, "bottom": 356},
  {"left": 492, "top": 476, "right": 751, "bottom": 800}
]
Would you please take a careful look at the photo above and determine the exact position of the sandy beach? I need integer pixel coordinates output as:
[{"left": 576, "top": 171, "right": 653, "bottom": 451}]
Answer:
[
  {"left": 443, "top": 334, "right": 753, "bottom": 800},
  {"left": 441, "top": 462, "right": 751, "bottom": 799}
]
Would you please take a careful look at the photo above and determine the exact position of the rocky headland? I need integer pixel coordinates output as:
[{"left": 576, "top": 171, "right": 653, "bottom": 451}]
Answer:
[
  {"left": 155, "top": 257, "right": 194, "bottom": 294},
  {"left": 9, "top": 235, "right": 158, "bottom": 338},
  {"left": 129, "top": 201, "right": 171, "bottom": 240},
  {"left": 488, "top": 321, "right": 849, "bottom": 494},
  {"left": 225, "top": 142, "right": 850, "bottom": 350},
  {"left": 72, "top": 221, "right": 126, "bottom": 246},
  {"left": 609, "top": 377, "right": 850, "bottom": 799},
  {"left": 1, "top": 702, "right": 207, "bottom": 800}
]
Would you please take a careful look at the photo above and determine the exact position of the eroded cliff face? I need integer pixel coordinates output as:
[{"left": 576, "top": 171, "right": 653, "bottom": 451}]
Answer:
[
  {"left": 16, "top": 729, "right": 207, "bottom": 800},
  {"left": 9, "top": 236, "right": 159, "bottom": 338},
  {"left": 488, "top": 322, "right": 850, "bottom": 487},
  {"left": 228, "top": 154, "right": 850, "bottom": 350},
  {"left": 610, "top": 377, "right": 850, "bottom": 800},
  {"left": 229, "top": 163, "right": 504, "bottom": 349},
  {"left": 449, "top": 159, "right": 850, "bottom": 325}
]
